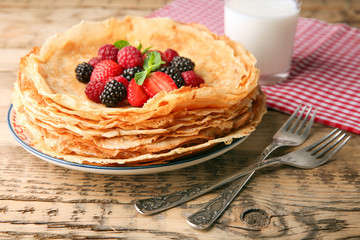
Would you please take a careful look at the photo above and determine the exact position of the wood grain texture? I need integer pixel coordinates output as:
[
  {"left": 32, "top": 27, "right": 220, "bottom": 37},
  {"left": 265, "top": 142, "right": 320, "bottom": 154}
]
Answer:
[{"left": 0, "top": 0, "right": 359, "bottom": 239}]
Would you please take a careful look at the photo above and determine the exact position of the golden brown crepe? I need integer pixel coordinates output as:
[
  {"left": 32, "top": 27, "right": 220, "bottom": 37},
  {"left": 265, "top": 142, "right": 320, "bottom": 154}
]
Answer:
[{"left": 12, "top": 16, "right": 266, "bottom": 167}]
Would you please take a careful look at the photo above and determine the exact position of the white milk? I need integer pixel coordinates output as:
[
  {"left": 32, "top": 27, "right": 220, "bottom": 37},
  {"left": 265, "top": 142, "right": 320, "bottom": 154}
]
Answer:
[{"left": 224, "top": 0, "right": 300, "bottom": 82}]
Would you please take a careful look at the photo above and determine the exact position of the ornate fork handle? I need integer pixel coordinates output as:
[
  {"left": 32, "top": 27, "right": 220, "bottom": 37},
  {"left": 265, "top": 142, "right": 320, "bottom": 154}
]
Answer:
[
  {"left": 187, "top": 176, "right": 251, "bottom": 229},
  {"left": 135, "top": 143, "right": 282, "bottom": 215},
  {"left": 187, "top": 104, "right": 316, "bottom": 229},
  {"left": 187, "top": 142, "right": 281, "bottom": 229},
  {"left": 258, "top": 141, "right": 279, "bottom": 160},
  {"left": 135, "top": 182, "right": 213, "bottom": 215}
]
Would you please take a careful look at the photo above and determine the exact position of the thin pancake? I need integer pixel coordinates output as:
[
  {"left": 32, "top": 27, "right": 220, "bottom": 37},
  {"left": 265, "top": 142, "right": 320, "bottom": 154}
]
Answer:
[{"left": 12, "top": 16, "right": 266, "bottom": 167}]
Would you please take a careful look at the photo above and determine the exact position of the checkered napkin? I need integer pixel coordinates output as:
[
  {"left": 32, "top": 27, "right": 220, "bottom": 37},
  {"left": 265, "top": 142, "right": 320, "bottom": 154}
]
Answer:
[{"left": 149, "top": 0, "right": 360, "bottom": 134}]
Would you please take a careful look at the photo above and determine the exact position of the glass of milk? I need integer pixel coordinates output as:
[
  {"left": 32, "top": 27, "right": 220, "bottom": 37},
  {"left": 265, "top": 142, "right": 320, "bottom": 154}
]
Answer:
[{"left": 224, "top": 0, "right": 301, "bottom": 85}]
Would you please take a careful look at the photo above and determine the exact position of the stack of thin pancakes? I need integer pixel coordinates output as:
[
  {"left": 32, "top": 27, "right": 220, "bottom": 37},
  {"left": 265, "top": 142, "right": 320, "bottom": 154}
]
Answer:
[{"left": 12, "top": 16, "right": 266, "bottom": 166}]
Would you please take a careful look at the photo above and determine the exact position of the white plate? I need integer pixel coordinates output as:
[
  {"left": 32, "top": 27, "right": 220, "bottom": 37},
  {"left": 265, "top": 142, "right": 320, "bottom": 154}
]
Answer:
[{"left": 7, "top": 105, "right": 247, "bottom": 175}]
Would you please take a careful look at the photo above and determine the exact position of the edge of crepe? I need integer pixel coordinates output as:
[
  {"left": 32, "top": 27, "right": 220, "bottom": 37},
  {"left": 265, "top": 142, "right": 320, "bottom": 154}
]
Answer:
[
  {"left": 23, "top": 16, "right": 259, "bottom": 118},
  {"left": 29, "top": 90, "right": 267, "bottom": 166}
]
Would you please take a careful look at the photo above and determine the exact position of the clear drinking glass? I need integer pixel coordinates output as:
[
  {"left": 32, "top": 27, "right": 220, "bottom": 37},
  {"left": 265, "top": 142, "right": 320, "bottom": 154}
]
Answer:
[{"left": 224, "top": 0, "right": 302, "bottom": 85}]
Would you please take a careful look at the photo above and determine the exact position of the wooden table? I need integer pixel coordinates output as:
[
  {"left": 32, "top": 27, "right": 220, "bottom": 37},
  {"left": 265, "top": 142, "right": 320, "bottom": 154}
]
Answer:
[{"left": 1, "top": 0, "right": 359, "bottom": 239}]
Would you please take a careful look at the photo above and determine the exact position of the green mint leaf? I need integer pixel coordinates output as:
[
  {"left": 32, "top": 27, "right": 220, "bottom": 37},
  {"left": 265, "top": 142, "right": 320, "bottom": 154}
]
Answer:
[
  {"left": 142, "top": 46, "right": 152, "bottom": 55},
  {"left": 152, "top": 51, "right": 166, "bottom": 66},
  {"left": 134, "top": 70, "right": 149, "bottom": 85},
  {"left": 149, "top": 51, "right": 166, "bottom": 71},
  {"left": 114, "top": 40, "right": 130, "bottom": 50},
  {"left": 153, "top": 51, "right": 162, "bottom": 64},
  {"left": 136, "top": 43, "right": 142, "bottom": 50},
  {"left": 136, "top": 51, "right": 167, "bottom": 85},
  {"left": 148, "top": 62, "right": 163, "bottom": 72},
  {"left": 143, "top": 51, "right": 165, "bottom": 72},
  {"left": 142, "top": 51, "right": 155, "bottom": 70}
]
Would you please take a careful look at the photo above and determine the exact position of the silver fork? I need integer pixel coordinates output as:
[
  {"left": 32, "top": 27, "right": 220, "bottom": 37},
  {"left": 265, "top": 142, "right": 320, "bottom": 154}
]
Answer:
[
  {"left": 188, "top": 129, "right": 350, "bottom": 227},
  {"left": 186, "top": 104, "right": 316, "bottom": 229},
  {"left": 135, "top": 104, "right": 316, "bottom": 215}
]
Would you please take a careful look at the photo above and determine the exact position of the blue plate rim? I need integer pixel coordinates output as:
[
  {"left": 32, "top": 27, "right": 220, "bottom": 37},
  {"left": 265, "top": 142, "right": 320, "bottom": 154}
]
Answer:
[{"left": 7, "top": 104, "right": 245, "bottom": 171}]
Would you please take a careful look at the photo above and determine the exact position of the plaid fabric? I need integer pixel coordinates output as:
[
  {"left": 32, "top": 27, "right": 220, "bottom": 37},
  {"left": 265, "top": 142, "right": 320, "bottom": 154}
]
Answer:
[{"left": 149, "top": 0, "right": 360, "bottom": 134}]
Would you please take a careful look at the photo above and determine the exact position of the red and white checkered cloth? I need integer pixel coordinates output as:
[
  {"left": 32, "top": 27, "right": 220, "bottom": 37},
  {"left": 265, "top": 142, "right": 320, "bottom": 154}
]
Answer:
[{"left": 149, "top": 0, "right": 360, "bottom": 134}]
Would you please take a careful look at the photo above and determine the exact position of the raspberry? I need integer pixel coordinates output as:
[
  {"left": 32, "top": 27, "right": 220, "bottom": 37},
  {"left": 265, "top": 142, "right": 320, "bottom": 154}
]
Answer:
[
  {"left": 181, "top": 70, "right": 204, "bottom": 87},
  {"left": 75, "top": 62, "right": 94, "bottom": 83},
  {"left": 117, "top": 46, "right": 143, "bottom": 69},
  {"left": 88, "top": 57, "right": 102, "bottom": 67},
  {"left": 121, "top": 66, "right": 142, "bottom": 81},
  {"left": 85, "top": 79, "right": 106, "bottom": 103},
  {"left": 100, "top": 80, "right": 127, "bottom": 107},
  {"left": 164, "top": 49, "right": 179, "bottom": 63},
  {"left": 158, "top": 66, "right": 185, "bottom": 88},
  {"left": 90, "top": 60, "right": 123, "bottom": 83},
  {"left": 98, "top": 44, "right": 119, "bottom": 62},
  {"left": 170, "top": 56, "right": 195, "bottom": 72},
  {"left": 110, "top": 75, "right": 129, "bottom": 89}
]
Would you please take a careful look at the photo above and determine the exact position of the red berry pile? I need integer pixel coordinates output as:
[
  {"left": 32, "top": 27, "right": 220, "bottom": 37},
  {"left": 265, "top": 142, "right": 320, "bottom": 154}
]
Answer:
[{"left": 75, "top": 40, "right": 204, "bottom": 107}]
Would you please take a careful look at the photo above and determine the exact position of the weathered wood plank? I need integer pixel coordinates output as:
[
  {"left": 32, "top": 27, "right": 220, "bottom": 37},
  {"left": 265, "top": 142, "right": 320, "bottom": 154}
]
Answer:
[
  {"left": 0, "top": 110, "right": 359, "bottom": 239},
  {"left": 0, "top": 0, "right": 359, "bottom": 239}
]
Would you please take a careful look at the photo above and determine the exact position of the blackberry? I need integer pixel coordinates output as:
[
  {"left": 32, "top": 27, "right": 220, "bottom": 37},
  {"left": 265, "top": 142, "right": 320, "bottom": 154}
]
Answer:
[
  {"left": 99, "top": 80, "right": 127, "bottom": 107},
  {"left": 158, "top": 66, "right": 185, "bottom": 88},
  {"left": 170, "top": 56, "right": 195, "bottom": 73},
  {"left": 75, "top": 62, "right": 94, "bottom": 83},
  {"left": 121, "top": 66, "right": 142, "bottom": 81}
]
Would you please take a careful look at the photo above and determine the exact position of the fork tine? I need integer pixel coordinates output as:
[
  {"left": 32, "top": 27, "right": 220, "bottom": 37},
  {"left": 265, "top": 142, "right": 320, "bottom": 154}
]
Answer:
[
  {"left": 282, "top": 104, "right": 302, "bottom": 131},
  {"left": 298, "top": 107, "right": 317, "bottom": 137},
  {"left": 289, "top": 104, "right": 307, "bottom": 133},
  {"left": 293, "top": 104, "right": 311, "bottom": 134},
  {"left": 318, "top": 135, "right": 351, "bottom": 161},
  {"left": 304, "top": 128, "right": 340, "bottom": 151},
  {"left": 314, "top": 133, "right": 347, "bottom": 159}
]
